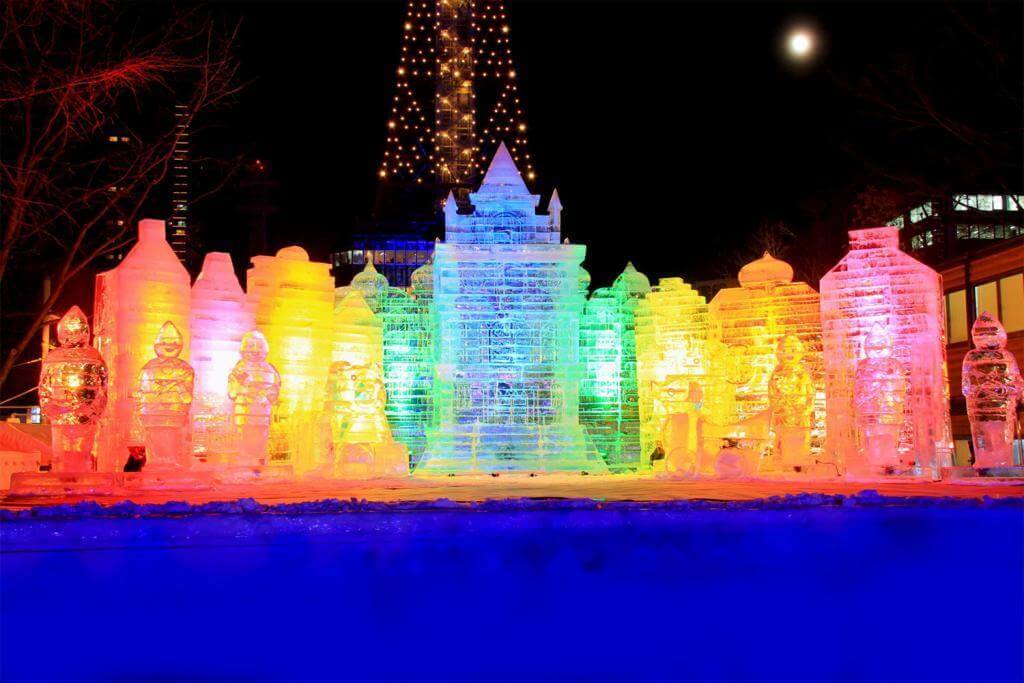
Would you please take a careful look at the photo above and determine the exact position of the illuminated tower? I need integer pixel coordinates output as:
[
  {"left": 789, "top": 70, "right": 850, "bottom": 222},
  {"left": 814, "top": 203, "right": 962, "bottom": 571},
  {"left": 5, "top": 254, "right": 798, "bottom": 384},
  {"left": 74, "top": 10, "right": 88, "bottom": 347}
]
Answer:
[
  {"left": 377, "top": 0, "right": 535, "bottom": 199},
  {"left": 417, "top": 145, "right": 598, "bottom": 473},
  {"left": 169, "top": 104, "right": 194, "bottom": 271}
]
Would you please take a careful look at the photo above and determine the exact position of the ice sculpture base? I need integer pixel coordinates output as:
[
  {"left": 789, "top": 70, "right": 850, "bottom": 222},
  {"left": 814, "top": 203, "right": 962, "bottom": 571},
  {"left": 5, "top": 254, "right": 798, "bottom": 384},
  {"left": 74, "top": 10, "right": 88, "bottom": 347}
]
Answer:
[
  {"left": 8, "top": 470, "right": 215, "bottom": 496},
  {"left": 212, "top": 465, "right": 294, "bottom": 485},
  {"left": 944, "top": 465, "right": 1024, "bottom": 479}
]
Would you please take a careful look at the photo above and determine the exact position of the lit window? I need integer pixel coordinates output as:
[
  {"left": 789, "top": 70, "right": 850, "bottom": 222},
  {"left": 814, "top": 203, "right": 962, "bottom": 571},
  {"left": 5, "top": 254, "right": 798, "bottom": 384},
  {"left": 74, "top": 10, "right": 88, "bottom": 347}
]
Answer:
[
  {"left": 887, "top": 216, "right": 905, "bottom": 229},
  {"left": 945, "top": 289, "right": 968, "bottom": 343},
  {"left": 999, "top": 274, "right": 1024, "bottom": 333},
  {"left": 975, "top": 281, "right": 998, "bottom": 319},
  {"left": 910, "top": 203, "right": 933, "bottom": 223}
]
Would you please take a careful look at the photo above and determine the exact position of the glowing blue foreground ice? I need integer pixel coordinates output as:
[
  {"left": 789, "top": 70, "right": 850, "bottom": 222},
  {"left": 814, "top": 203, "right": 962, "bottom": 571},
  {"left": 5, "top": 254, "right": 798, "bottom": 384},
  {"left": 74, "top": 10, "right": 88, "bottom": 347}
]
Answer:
[
  {"left": 1, "top": 495, "right": 1020, "bottom": 681},
  {"left": 418, "top": 143, "right": 600, "bottom": 473}
]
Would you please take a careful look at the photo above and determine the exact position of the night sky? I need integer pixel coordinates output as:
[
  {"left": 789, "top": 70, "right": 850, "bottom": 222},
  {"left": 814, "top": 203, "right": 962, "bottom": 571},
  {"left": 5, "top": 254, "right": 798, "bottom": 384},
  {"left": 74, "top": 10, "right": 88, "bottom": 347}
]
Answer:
[{"left": 197, "top": 0, "right": 1022, "bottom": 287}]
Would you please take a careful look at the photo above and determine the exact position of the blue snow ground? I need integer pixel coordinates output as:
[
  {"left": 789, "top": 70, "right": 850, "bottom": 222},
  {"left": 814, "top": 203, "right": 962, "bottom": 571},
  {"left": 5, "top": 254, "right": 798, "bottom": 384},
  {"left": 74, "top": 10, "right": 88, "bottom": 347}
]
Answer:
[{"left": 1, "top": 493, "right": 1022, "bottom": 682}]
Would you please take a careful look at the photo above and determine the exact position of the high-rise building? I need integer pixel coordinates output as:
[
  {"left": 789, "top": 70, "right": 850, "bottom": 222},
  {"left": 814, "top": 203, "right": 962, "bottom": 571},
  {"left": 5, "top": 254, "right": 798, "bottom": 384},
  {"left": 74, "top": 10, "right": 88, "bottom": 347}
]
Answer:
[
  {"left": 332, "top": 0, "right": 536, "bottom": 288},
  {"left": 169, "top": 104, "right": 195, "bottom": 272}
]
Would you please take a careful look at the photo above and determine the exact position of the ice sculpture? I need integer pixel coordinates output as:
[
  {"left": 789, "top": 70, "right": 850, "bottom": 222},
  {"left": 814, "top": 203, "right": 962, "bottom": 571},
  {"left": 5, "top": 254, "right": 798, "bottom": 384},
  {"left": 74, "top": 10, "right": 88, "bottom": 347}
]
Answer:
[
  {"left": 962, "top": 312, "right": 1023, "bottom": 468},
  {"left": 634, "top": 277, "right": 709, "bottom": 472},
  {"left": 190, "top": 252, "right": 254, "bottom": 460},
  {"left": 333, "top": 290, "right": 383, "bottom": 368},
  {"left": 418, "top": 145, "right": 599, "bottom": 473},
  {"left": 135, "top": 321, "right": 195, "bottom": 470},
  {"left": 227, "top": 331, "right": 281, "bottom": 466},
  {"left": 246, "top": 246, "right": 334, "bottom": 472},
  {"left": 853, "top": 324, "right": 908, "bottom": 472},
  {"left": 38, "top": 306, "right": 109, "bottom": 472},
  {"left": 820, "top": 227, "right": 952, "bottom": 477},
  {"left": 706, "top": 253, "right": 823, "bottom": 475},
  {"left": 580, "top": 263, "right": 651, "bottom": 471},
  {"left": 350, "top": 261, "right": 388, "bottom": 315},
  {"left": 322, "top": 361, "right": 408, "bottom": 478},
  {"left": 93, "top": 219, "right": 190, "bottom": 471},
  {"left": 767, "top": 335, "right": 815, "bottom": 472},
  {"left": 380, "top": 271, "right": 434, "bottom": 466}
]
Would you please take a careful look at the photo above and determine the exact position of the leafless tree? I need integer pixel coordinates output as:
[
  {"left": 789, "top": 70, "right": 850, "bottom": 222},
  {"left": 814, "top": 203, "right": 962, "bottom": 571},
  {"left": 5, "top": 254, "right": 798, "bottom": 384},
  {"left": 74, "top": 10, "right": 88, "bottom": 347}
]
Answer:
[{"left": 0, "top": 0, "right": 241, "bottom": 390}]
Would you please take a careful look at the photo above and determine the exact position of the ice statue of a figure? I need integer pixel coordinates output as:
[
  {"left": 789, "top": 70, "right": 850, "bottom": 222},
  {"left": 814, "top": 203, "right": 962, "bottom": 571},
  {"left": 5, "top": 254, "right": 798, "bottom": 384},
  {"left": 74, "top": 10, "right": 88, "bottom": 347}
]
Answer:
[
  {"left": 655, "top": 379, "right": 703, "bottom": 475},
  {"left": 766, "top": 335, "right": 815, "bottom": 474},
  {"left": 227, "top": 331, "right": 281, "bottom": 467},
  {"left": 135, "top": 321, "right": 194, "bottom": 470},
  {"left": 853, "top": 324, "right": 908, "bottom": 474},
  {"left": 324, "top": 360, "right": 407, "bottom": 478},
  {"left": 38, "top": 306, "right": 109, "bottom": 471},
  {"left": 963, "top": 312, "right": 1023, "bottom": 469}
]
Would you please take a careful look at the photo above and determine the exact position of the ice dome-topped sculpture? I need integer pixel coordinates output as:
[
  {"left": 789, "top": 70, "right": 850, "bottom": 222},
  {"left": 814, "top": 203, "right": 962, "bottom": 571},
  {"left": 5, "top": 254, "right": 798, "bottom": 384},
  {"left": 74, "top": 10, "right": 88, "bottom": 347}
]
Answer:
[
  {"left": 962, "top": 312, "right": 1023, "bottom": 469},
  {"left": 581, "top": 262, "right": 651, "bottom": 471},
  {"left": 135, "top": 321, "right": 195, "bottom": 470},
  {"left": 705, "top": 252, "right": 823, "bottom": 475},
  {"left": 93, "top": 219, "right": 190, "bottom": 471},
  {"left": 577, "top": 264, "right": 592, "bottom": 296},
  {"left": 247, "top": 245, "right": 334, "bottom": 471},
  {"left": 38, "top": 306, "right": 109, "bottom": 472},
  {"left": 634, "top": 277, "right": 709, "bottom": 472},
  {"left": 228, "top": 330, "right": 281, "bottom": 467},
  {"left": 351, "top": 261, "right": 389, "bottom": 314},
  {"left": 418, "top": 144, "right": 598, "bottom": 473},
  {"left": 820, "top": 227, "right": 952, "bottom": 478},
  {"left": 190, "top": 252, "right": 253, "bottom": 460},
  {"left": 410, "top": 253, "right": 434, "bottom": 300}
]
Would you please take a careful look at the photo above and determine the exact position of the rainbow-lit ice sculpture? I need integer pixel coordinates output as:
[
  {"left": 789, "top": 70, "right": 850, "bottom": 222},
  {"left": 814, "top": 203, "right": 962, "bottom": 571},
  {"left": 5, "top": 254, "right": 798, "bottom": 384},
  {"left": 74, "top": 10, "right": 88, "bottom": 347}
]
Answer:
[
  {"left": 418, "top": 144, "right": 598, "bottom": 473},
  {"left": 820, "top": 227, "right": 952, "bottom": 477},
  {"left": 247, "top": 246, "right": 334, "bottom": 472},
  {"left": 635, "top": 278, "right": 709, "bottom": 474},
  {"left": 853, "top": 324, "right": 908, "bottom": 472},
  {"left": 350, "top": 261, "right": 388, "bottom": 315},
  {"left": 93, "top": 220, "right": 190, "bottom": 471},
  {"left": 333, "top": 289, "right": 383, "bottom": 368},
  {"left": 962, "top": 312, "right": 1023, "bottom": 469},
  {"left": 190, "top": 252, "right": 253, "bottom": 461},
  {"left": 227, "top": 331, "right": 281, "bottom": 466},
  {"left": 135, "top": 321, "right": 195, "bottom": 470},
  {"left": 768, "top": 335, "right": 816, "bottom": 472},
  {"left": 580, "top": 263, "right": 651, "bottom": 471},
  {"left": 322, "top": 360, "right": 408, "bottom": 478},
  {"left": 38, "top": 306, "right": 109, "bottom": 472},
  {"left": 380, "top": 267, "right": 434, "bottom": 466},
  {"left": 705, "top": 253, "right": 824, "bottom": 475}
]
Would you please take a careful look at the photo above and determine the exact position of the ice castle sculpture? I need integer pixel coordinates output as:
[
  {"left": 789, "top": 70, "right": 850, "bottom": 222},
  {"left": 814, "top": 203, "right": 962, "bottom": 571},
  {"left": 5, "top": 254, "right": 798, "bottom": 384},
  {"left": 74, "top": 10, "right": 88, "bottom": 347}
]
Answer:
[
  {"left": 135, "top": 321, "right": 194, "bottom": 470},
  {"left": 38, "top": 306, "right": 108, "bottom": 472},
  {"left": 94, "top": 220, "right": 190, "bottom": 471},
  {"left": 417, "top": 144, "right": 599, "bottom": 473},
  {"left": 190, "top": 252, "right": 253, "bottom": 461},
  {"left": 246, "top": 246, "right": 334, "bottom": 472},
  {"left": 580, "top": 263, "right": 651, "bottom": 471},
  {"left": 705, "top": 253, "right": 824, "bottom": 475},
  {"left": 634, "top": 277, "right": 709, "bottom": 473},
  {"left": 380, "top": 266, "right": 434, "bottom": 467},
  {"left": 820, "top": 227, "right": 952, "bottom": 478},
  {"left": 962, "top": 312, "right": 1023, "bottom": 469}
]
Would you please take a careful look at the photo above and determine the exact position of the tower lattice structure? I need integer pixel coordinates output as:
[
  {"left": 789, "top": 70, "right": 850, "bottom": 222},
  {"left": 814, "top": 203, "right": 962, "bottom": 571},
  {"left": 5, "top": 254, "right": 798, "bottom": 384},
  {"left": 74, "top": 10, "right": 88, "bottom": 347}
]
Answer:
[{"left": 378, "top": 0, "right": 535, "bottom": 204}]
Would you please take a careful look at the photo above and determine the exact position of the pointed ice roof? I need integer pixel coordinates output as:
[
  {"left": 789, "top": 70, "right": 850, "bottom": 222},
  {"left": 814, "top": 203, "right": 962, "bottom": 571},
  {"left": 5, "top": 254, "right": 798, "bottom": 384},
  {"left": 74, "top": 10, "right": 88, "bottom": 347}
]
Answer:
[
  {"left": 443, "top": 190, "right": 459, "bottom": 221},
  {"left": 478, "top": 142, "right": 530, "bottom": 195}
]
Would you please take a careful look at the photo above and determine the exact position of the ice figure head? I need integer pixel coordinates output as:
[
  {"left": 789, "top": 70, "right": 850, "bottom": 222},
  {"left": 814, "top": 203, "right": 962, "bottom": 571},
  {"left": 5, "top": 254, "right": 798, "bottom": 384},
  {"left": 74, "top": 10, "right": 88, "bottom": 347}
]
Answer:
[
  {"left": 738, "top": 252, "right": 794, "bottom": 290},
  {"left": 154, "top": 321, "right": 183, "bottom": 359},
  {"left": 240, "top": 330, "right": 270, "bottom": 362},
  {"left": 775, "top": 335, "right": 804, "bottom": 364},
  {"left": 971, "top": 311, "right": 1007, "bottom": 350},
  {"left": 57, "top": 306, "right": 90, "bottom": 348},
  {"left": 863, "top": 323, "right": 892, "bottom": 359}
]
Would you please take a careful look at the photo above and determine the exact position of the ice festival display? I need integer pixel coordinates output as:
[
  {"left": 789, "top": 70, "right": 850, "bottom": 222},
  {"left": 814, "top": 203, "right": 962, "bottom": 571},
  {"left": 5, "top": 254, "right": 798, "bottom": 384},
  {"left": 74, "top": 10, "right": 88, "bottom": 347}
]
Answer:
[
  {"left": 820, "top": 227, "right": 952, "bottom": 478},
  {"left": 18, "top": 155, "right": 983, "bottom": 489},
  {"left": 93, "top": 219, "right": 191, "bottom": 471},
  {"left": 417, "top": 144, "right": 600, "bottom": 473},
  {"left": 704, "top": 253, "right": 824, "bottom": 476},
  {"left": 190, "top": 252, "right": 253, "bottom": 461},
  {"left": 38, "top": 306, "right": 108, "bottom": 472},
  {"left": 580, "top": 263, "right": 651, "bottom": 471},
  {"left": 962, "top": 312, "right": 1023, "bottom": 469}
]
